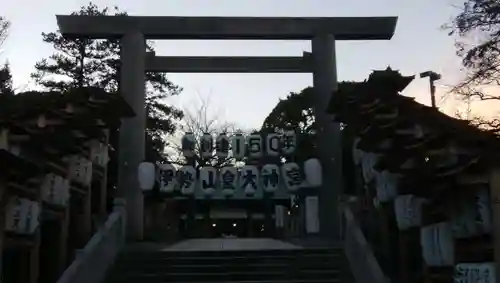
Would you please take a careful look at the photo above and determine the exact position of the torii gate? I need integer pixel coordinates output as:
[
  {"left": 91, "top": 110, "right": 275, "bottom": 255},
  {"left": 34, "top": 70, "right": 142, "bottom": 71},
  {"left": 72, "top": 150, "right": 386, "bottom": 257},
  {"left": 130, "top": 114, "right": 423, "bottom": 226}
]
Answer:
[{"left": 56, "top": 15, "right": 397, "bottom": 240}]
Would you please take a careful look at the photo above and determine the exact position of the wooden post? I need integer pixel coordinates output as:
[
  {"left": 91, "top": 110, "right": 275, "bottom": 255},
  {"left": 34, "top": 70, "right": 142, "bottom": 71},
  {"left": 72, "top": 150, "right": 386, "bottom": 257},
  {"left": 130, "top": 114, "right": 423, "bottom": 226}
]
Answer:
[
  {"left": 29, "top": 179, "right": 42, "bottom": 283},
  {"left": 58, "top": 206, "right": 69, "bottom": 274},
  {"left": 99, "top": 131, "right": 109, "bottom": 217},
  {"left": 489, "top": 166, "right": 500, "bottom": 283},
  {"left": 82, "top": 187, "right": 92, "bottom": 243},
  {"left": 0, "top": 179, "right": 7, "bottom": 283}
]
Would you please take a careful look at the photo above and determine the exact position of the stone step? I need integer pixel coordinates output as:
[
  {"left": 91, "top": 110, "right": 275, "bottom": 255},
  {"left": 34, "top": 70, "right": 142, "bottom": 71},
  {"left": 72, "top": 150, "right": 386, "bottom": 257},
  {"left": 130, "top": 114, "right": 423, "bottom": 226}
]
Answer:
[
  {"left": 107, "top": 269, "right": 343, "bottom": 282},
  {"left": 106, "top": 280, "right": 342, "bottom": 283},
  {"left": 111, "top": 261, "right": 349, "bottom": 273},
  {"left": 117, "top": 248, "right": 342, "bottom": 258}
]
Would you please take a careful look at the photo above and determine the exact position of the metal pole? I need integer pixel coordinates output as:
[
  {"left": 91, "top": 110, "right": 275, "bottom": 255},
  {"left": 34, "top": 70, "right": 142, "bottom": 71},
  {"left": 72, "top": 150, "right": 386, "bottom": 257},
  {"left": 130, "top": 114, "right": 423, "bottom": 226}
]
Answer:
[
  {"left": 311, "top": 34, "right": 343, "bottom": 239},
  {"left": 117, "top": 30, "right": 146, "bottom": 241},
  {"left": 429, "top": 79, "right": 437, "bottom": 109}
]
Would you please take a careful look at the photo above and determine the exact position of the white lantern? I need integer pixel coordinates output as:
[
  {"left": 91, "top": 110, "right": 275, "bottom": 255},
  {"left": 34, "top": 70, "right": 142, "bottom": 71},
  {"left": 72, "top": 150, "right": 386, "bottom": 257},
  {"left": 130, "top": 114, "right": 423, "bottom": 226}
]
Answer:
[
  {"left": 281, "top": 130, "right": 297, "bottom": 155},
  {"left": 220, "top": 166, "right": 238, "bottom": 197},
  {"left": 374, "top": 170, "right": 398, "bottom": 202},
  {"left": 5, "top": 196, "right": 23, "bottom": 232},
  {"left": 158, "top": 163, "right": 177, "bottom": 193},
  {"left": 200, "top": 133, "right": 213, "bottom": 159},
  {"left": 281, "top": 162, "right": 303, "bottom": 192},
  {"left": 216, "top": 133, "right": 230, "bottom": 159},
  {"left": 181, "top": 132, "right": 196, "bottom": 158},
  {"left": 261, "top": 164, "right": 280, "bottom": 193},
  {"left": 476, "top": 188, "right": 493, "bottom": 234},
  {"left": 59, "top": 178, "right": 70, "bottom": 207},
  {"left": 455, "top": 262, "right": 496, "bottom": 283},
  {"left": 394, "top": 195, "right": 426, "bottom": 230},
  {"left": 199, "top": 166, "right": 217, "bottom": 196},
  {"left": 240, "top": 165, "right": 259, "bottom": 195},
  {"left": 83, "top": 159, "right": 93, "bottom": 186},
  {"left": 231, "top": 133, "right": 246, "bottom": 160},
  {"left": 138, "top": 162, "right": 156, "bottom": 191},
  {"left": 26, "top": 201, "right": 40, "bottom": 234},
  {"left": 265, "top": 133, "right": 281, "bottom": 156},
  {"left": 40, "top": 173, "right": 56, "bottom": 204},
  {"left": 451, "top": 202, "right": 480, "bottom": 238},
  {"left": 304, "top": 158, "right": 322, "bottom": 187},
  {"left": 247, "top": 133, "right": 263, "bottom": 159},
  {"left": 18, "top": 198, "right": 31, "bottom": 234},
  {"left": 420, "top": 222, "right": 454, "bottom": 266},
  {"left": 179, "top": 165, "right": 196, "bottom": 195}
]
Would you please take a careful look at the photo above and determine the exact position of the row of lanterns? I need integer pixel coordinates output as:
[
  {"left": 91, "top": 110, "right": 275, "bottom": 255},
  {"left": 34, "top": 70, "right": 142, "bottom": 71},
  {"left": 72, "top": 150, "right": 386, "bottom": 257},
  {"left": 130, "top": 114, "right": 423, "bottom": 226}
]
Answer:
[
  {"left": 65, "top": 155, "right": 93, "bottom": 186},
  {"left": 5, "top": 196, "right": 40, "bottom": 235},
  {"left": 138, "top": 158, "right": 323, "bottom": 197},
  {"left": 40, "top": 173, "right": 71, "bottom": 207},
  {"left": 356, "top": 144, "right": 494, "bottom": 269},
  {"left": 181, "top": 131, "right": 297, "bottom": 160}
]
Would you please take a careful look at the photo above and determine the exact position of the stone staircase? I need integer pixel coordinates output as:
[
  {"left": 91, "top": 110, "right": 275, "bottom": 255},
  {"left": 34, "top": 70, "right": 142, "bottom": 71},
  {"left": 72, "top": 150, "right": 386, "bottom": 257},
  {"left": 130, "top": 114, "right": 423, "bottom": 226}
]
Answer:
[{"left": 104, "top": 247, "right": 353, "bottom": 283}]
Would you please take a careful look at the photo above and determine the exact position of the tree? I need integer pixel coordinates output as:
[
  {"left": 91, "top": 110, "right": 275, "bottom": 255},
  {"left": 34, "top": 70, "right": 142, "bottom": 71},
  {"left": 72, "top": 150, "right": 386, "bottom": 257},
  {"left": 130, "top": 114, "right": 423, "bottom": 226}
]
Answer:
[
  {"left": 0, "top": 16, "right": 12, "bottom": 95},
  {"left": 0, "top": 63, "right": 13, "bottom": 95},
  {"left": 0, "top": 16, "right": 10, "bottom": 50},
  {"left": 166, "top": 94, "right": 249, "bottom": 168},
  {"left": 446, "top": 0, "right": 500, "bottom": 100},
  {"left": 31, "top": 2, "right": 183, "bottom": 163}
]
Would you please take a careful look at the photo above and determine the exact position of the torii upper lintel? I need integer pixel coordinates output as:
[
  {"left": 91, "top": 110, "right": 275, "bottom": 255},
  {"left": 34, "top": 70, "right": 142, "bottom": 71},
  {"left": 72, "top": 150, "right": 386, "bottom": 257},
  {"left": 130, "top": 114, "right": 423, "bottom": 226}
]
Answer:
[{"left": 56, "top": 16, "right": 397, "bottom": 40}]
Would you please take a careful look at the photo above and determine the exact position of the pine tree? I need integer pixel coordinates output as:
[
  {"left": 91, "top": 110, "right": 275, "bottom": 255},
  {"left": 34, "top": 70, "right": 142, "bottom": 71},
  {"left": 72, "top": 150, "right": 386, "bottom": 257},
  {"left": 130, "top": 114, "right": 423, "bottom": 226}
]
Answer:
[
  {"left": 31, "top": 2, "right": 183, "bottom": 161},
  {"left": 31, "top": 3, "right": 183, "bottom": 207},
  {"left": 0, "top": 63, "right": 13, "bottom": 95}
]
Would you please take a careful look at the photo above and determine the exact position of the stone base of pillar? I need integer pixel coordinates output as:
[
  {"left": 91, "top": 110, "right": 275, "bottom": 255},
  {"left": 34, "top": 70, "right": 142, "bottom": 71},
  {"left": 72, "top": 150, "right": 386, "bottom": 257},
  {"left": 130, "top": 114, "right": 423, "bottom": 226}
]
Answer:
[{"left": 126, "top": 190, "right": 144, "bottom": 241}]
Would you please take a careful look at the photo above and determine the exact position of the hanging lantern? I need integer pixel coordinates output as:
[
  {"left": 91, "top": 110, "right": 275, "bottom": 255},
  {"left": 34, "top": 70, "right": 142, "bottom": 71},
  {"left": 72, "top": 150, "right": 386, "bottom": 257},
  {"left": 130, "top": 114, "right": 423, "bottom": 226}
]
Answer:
[
  {"left": 374, "top": 170, "right": 398, "bottom": 202},
  {"left": 476, "top": 188, "right": 493, "bottom": 234},
  {"left": 179, "top": 165, "right": 196, "bottom": 195},
  {"left": 394, "top": 195, "right": 426, "bottom": 230},
  {"left": 216, "top": 133, "right": 230, "bottom": 159},
  {"left": 240, "top": 165, "right": 259, "bottom": 195},
  {"left": 231, "top": 133, "right": 246, "bottom": 160},
  {"left": 247, "top": 133, "right": 263, "bottom": 159},
  {"left": 158, "top": 163, "right": 177, "bottom": 193},
  {"left": 281, "top": 130, "right": 297, "bottom": 155},
  {"left": 83, "top": 159, "right": 93, "bottom": 186},
  {"left": 200, "top": 166, "right": 217, "bottom": 196},
  {"left": 40, "top": 173, "right": 56, "bottom": 204},
  {"left": 220, "top": 166, "right": 238, "bottom": 197},
  {"left": 420, "top": 222, "right": 454, "bottom": 266},
  {"left": 59, "top": 178, "right": 70, "bottom": 207},
  {"left": 281, "top": 162, "right": 303, "bottom": 192},
  {"left": 454, "top": 263, "right": 496, "bottom": 283},
  {"left": 265, "top": 133, "right": 281, "bottom": 156},
  {"left": 18, "top": 198, "right": 31, "bottom": 234},
  {"left": 5, "top": 196, "right": 23, "bottom": 233},
  {"left": 181, "top": 132, "right": 196, "bottom": 158},
  {"left": 304, "top": 158, "right": 322, "bottom": 188},
  {"left": 200, "top": 133, "right": 213, "bottom": 159},
  {"left": 261, "top": 164, "right": 280, "bottom": 193},
  {"left": 138, "top": 162, "right": 156, "bottom": 191},
  {"left": 26, "top": 201, "right": 40, "bottom": 234}
]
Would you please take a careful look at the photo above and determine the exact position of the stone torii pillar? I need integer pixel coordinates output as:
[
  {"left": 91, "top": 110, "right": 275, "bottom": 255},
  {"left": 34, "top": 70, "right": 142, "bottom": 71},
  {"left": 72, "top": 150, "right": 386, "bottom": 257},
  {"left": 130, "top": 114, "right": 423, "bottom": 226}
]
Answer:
[
  {"left": 117, "top": 30, "right": 146, "bottom": 240},
  {"left": 55, "top": 15, "right": 397, "bottom": 240}
]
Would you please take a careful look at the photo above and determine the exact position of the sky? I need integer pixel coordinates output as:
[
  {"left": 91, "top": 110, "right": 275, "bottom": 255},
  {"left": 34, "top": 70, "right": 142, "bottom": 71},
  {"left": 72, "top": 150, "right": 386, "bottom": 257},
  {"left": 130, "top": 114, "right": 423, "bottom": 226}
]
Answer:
[{"left": 2, "top": 0, "right": 486, "bottom": 130}]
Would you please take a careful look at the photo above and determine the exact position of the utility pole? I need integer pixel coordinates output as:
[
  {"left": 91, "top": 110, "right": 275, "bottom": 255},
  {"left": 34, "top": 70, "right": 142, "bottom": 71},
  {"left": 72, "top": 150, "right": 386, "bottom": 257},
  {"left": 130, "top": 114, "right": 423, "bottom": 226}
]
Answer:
[{"left": 420, "top": 71, "right": 441, "bottom": 109}]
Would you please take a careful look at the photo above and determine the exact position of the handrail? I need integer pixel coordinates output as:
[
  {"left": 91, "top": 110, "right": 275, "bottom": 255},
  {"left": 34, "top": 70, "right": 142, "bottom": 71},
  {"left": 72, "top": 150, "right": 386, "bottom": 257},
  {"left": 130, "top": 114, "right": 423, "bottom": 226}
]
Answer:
[
  {"left": 57, "top": 198, "right": 127, "bottom": 283},
  {"left": 340, "top": 202, "right": 390, "bottom": 283}
]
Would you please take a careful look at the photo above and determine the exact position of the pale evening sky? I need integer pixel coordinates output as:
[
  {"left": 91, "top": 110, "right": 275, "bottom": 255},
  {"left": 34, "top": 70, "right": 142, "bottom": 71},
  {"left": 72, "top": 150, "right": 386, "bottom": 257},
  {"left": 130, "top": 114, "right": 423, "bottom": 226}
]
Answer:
[{"left": 2, "top": 0, "right": 483, "bottom": 130}]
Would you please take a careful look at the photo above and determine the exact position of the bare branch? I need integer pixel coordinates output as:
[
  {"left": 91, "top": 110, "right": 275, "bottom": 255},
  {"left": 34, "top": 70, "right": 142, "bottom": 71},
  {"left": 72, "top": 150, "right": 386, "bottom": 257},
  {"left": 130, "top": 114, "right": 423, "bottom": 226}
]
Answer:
[{"left": 165, "top": 93, "right": 250, "bottom": 168}]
